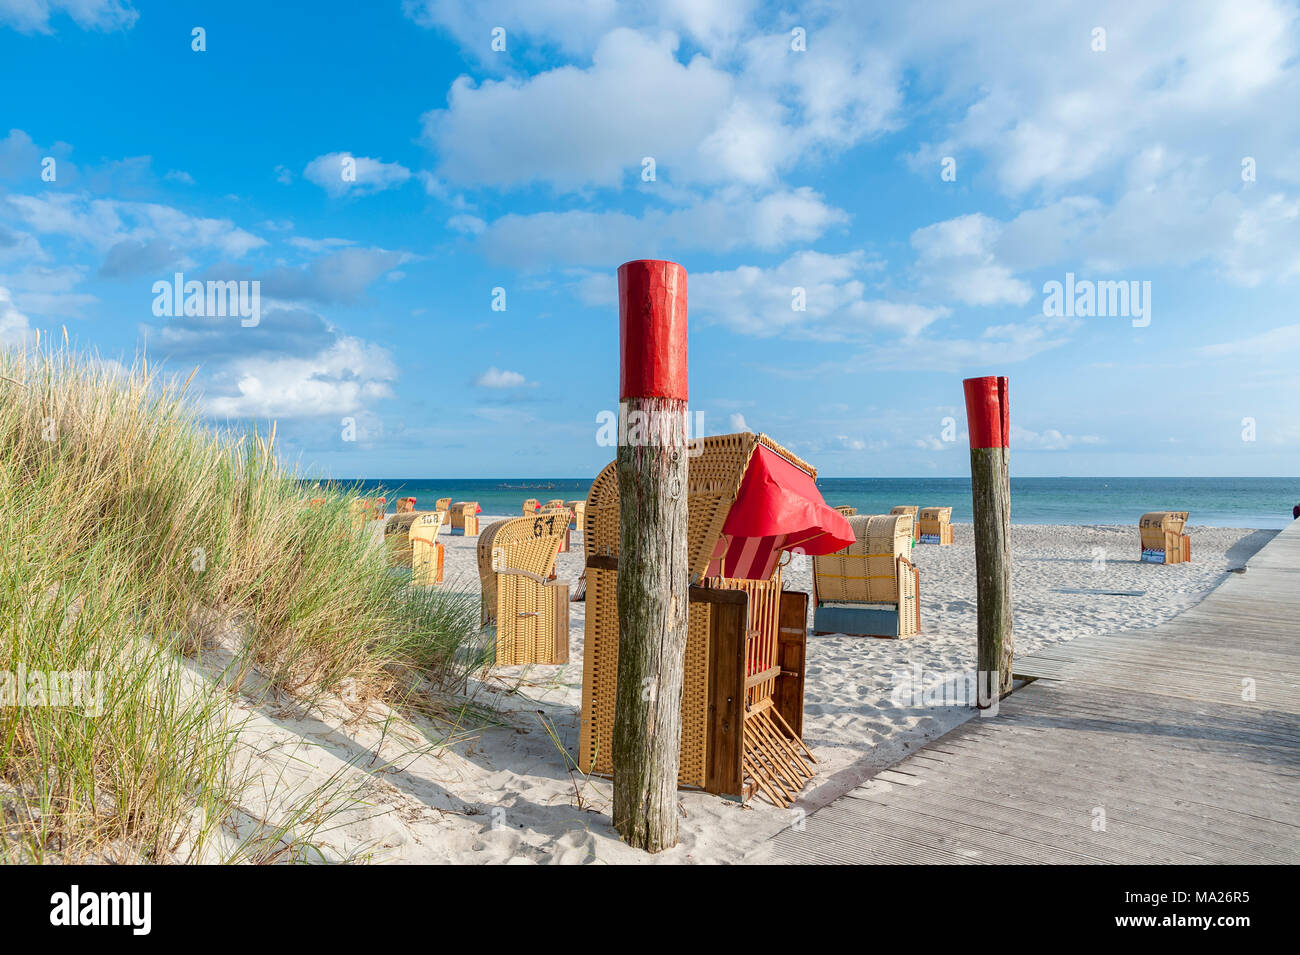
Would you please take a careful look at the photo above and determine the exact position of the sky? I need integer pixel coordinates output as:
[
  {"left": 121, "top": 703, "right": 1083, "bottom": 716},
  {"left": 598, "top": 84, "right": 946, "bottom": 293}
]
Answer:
[{"left": 1, "top": 0, "right": 1298, "bottom": 480}]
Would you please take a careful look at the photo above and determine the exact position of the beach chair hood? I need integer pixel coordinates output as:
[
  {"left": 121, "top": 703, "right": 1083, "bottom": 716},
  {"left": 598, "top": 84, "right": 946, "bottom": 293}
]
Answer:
[{"left": 703, "top": 444, "right": 854, "bottom": 579}]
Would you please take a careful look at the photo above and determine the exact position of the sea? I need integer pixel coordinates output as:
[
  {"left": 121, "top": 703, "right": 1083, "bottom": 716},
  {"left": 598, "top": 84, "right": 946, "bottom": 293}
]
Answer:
[{"left": 308, "top": 476, "right": 1300, "bottom": 529}]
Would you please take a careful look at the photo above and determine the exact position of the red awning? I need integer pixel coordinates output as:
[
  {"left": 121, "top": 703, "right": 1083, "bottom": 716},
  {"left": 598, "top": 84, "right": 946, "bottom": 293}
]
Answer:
[{"left": 721, "top": 445, "right": 855, "bottom": 557}]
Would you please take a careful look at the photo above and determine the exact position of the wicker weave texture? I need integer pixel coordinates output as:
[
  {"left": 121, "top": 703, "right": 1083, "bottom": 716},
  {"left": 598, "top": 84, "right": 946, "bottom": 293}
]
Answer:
[
  {"left": 582, "top": 432, "right": 812, "bottom": 580},
  {"left": 577, "top": 566, "right": 711, "bottom": 788},
  {"left": 814, "top": 514, "right": 911, "bottom": 603}
]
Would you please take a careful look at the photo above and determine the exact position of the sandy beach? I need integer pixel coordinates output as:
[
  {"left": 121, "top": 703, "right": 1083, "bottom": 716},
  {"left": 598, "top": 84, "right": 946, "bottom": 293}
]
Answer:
[{"left": 204, "top": 519, "right": 1276, "bottom": 864}]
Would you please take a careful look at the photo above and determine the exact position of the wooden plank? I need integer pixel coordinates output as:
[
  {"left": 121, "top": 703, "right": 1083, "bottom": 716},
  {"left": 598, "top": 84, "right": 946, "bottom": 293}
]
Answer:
[
  {"left": 705, "top": 597, "right": 745, "bottom": 798},
  {"left": 774, "top": 589, "right": 808, "bottom": 739}
]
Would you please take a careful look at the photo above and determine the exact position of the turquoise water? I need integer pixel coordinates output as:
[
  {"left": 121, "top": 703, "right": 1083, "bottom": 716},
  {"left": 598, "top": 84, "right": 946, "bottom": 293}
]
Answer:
[{"left": 312, "top": 477, "right": 1299, "bottom": 529}]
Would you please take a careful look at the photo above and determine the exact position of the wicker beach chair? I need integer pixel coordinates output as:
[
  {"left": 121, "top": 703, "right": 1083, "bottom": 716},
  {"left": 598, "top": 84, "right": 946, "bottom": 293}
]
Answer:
[
  {"left": 579, "top": 432, "right": 853, "bottom": 808},
  {"left": 448, "top": 502, "right": 479, "bottom": 536},
  {"left": 539, "top": 505, "right": 573, "bottom": 552},
  {"left": 1139, "top": 511, "right": 1190, "bottom": 564},
  {"left": 521, "top": 498, "right": 541, "bottom": 515},
  {"left": 812, "top": 514, "right": 921, "bottom": 638},
  {"left": 349, "top": 499, "right": 375, "bottom": 525},
  {"left": 890, "top": 505, "right": 919, "bottom": 543},
  {"left": 565, "top": 500, "right": 586, "bottom": 530},
  {"left": 396, "top": 496, "right": 417, "bottom": 514},
  {"left": 833, "top": 505, "right": 857, "bottom": 516},
  {"left": 410, "top": 512, "right": 446, "bottom": 585},
  {"left": 917, "top": 506, "right": 954, "bottom": 545},
  {"left": 477, "top": 515, "right": 570, "bottom": 664},
  {"left": 434, "top": 497, "right": 452, "bottom": 533}
]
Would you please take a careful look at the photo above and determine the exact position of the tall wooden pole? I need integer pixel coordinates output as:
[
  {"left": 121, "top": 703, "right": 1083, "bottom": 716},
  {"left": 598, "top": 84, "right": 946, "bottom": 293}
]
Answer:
[
  {"left": 963, "top": 375, "right": 1013, "bottom": 704},
  {"left": 613, "top": 259, "right": 690, "bottom": 852}
]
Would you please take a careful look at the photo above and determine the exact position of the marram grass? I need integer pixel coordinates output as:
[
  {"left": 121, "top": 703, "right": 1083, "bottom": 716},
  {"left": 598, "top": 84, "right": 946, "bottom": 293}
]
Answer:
[{"left": 0, "top": 344, "right": 489, "bottom": 862}]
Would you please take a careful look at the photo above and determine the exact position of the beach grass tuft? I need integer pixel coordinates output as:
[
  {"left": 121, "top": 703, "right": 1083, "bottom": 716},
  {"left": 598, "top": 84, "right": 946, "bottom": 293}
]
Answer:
[{"left": 0, "top": 344, "right": 486, "bottom": 862}]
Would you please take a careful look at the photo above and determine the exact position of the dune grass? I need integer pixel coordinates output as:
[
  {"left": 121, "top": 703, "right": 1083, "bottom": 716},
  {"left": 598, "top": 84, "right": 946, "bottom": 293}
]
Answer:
[{"left": 0, "top": 343, "right": 489, "bottom": 862}]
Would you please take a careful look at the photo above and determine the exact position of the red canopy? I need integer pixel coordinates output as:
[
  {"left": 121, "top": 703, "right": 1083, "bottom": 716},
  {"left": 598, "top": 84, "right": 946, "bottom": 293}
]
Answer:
[{"left": 721, "top": 445, "right": 855, "bottom": 558}]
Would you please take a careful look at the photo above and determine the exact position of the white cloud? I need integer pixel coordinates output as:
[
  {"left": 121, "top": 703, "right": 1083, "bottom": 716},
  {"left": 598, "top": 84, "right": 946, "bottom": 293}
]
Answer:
[
  {"left": 447, "top": 214, "right": 485, "bottom": 235},
  {"left": 475, "top": 367, "right": 528, "bottom": 388},
  {"left": 477, "top": 188, "right": 846, "bottom": 267},
  {"left": 1011, "top": 424, "right": 1102, "bottom": 451},
  {"left": 1200, "top": 323, "right": 1300, "bottom": 358},
  {"left": 0, "top": 264, "right": 97, "bottom": 316},
  {"left": 259, "top": 246, "right": 414, "bottom": 304},
  {"left": 0, "top": 0, "right": 137, "bottom": 34},
  {"left": 904, "top": 0, "right": 1299, "bottom": 196},
  {"left": 403, "top": 0, "right": 757, "bottom": 61},
  {"left": 0, "top": 285, "right": 32, "bottom": 345},
  {"left": 424, "top": 30, "right": 741, "bottom": 190},
  {"left": 204, "top": 337, "right": 397, "bottom": 419},
  {"left": 728, "top": 412, "right": 750, "bottom": 432},
  {"left": 286, "top": 236, "right": 355, "bottom": 253},
  {"left": 422, "top": 23, "right": 899, "bottom": 193},
  {"left": 690, "top": 250, "right": 946, "bottom": 341},
  {"left": 911, "top": 214, "right": 1033, "bottom": 307},
  {"left": 303, "top": 152, "right": 412, "bottom": 198},
  {"left": 852, "top": 314, "right": 1081, "bottom": 373},
  {"left": 5, "top": 192, "right": 265, "bottom": 258}
]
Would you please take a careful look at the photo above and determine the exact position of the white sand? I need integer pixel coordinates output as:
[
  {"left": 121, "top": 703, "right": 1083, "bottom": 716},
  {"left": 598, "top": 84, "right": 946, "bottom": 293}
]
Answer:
[{"left": 204, "top": 520, "right": 1276, "bottom": 864}]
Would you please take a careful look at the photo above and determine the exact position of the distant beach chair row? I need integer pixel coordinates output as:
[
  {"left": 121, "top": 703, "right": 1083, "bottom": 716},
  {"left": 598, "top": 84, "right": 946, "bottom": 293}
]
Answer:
[{"left": 829, "top": 504, "right": 954, "bottom": 546}]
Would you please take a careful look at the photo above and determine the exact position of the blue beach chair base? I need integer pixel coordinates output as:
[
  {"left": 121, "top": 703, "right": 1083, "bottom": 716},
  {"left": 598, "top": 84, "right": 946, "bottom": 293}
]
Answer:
[{"left": 813, "top": 603, "right": 910, "bottom": 639}]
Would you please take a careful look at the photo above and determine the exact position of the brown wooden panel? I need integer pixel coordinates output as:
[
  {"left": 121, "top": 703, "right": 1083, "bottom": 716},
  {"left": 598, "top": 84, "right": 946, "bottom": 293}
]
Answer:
[
  {"left": 775, "top": 589, "right": 808, "bottom": 739},
  {"left": 705, "top": 596, "right": 746, "bottom": 797}
]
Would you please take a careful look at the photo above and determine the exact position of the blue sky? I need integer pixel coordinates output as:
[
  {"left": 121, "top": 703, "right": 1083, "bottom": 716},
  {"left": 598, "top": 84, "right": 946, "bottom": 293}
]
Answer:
[{"left": 1, "top": 0, "right": 1298, "bottom": 479}]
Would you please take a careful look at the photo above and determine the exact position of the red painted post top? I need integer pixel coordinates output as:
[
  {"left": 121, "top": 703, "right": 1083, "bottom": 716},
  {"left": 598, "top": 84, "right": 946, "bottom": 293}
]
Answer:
[
  {"left": 963, "top": 376, "right": 1009, "bottom": 449},
  {"left": 619, "top": 259, "right": 688, "bottom": 401}
]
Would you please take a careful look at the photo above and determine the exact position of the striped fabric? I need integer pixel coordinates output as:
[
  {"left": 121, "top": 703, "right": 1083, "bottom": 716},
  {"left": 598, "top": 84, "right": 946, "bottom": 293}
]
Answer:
[{"left": 705, "top": 533, "right": 788, "bottom": 580}]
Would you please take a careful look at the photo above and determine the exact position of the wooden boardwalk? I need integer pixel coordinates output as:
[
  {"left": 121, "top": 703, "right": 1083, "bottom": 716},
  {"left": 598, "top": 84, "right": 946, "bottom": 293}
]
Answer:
[{"left": 763, "top": 521, "right": 1300, "bottom": 864}]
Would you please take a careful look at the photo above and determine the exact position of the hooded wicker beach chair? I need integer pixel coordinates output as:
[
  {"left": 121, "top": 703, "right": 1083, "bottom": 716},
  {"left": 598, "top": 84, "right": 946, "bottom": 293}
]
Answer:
[
  {"left": 396, "top": 496, "right": 417, "bottom": 514},
  {"left": 833, "top": 505, "right": 857, "bottom": 516},
  {"left": 521, "top": 498, "right": 541, "bottom": 515},
  {"left": 1139, "top": 511, "right": 1190, "bottom": 564},
  {"left": 449, "top": 501, "right": 479, "bottom": 536},
  {"left": 579, "top": 431, "right": 853, "bottom": 808},
  {"left": 813, "top": 514, "right": 920, "bottom": 638},
  {"left": 410, "top": 511, "right": 446, "bottom": 585},
  {"left": 565, "top": 500, "right": 586, "bottom": 530},
  {"left": 349, "top": 499, "right": 376, "bottom": 525},
  {"left": 477, "top": 515, "right": 571, "bottom": 664},
  {"left": 917, "top": 506, "right": 954, "bottom": 545},
  {"left": 889, "top": 506, "right": 919, "bottom": 543},
  {"left": 543, "top": 499, "right": 565, "bottom": 511}
]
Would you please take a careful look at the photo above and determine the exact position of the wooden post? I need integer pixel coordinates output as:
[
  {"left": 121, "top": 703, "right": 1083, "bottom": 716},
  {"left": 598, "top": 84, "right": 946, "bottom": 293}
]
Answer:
[
  {"left": 612, "top": 259, "right": 690, "bottom": 852},
  {"left": 963, "top": 376, "right": 1013, "bottom": 704}
]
